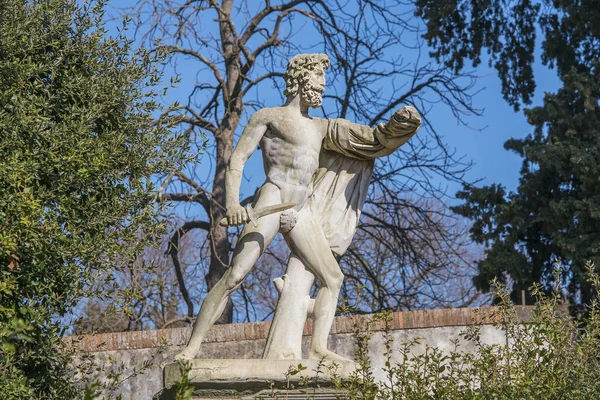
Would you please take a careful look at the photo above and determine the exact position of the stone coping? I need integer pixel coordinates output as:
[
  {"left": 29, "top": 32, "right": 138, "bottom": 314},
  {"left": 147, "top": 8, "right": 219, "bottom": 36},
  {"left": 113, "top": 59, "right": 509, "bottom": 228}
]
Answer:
[
  {"left": 65, "top": 306, "right": 533, "bottom": 354},
  {"left": 163, "top": 359, "right": 358, "bottom": 388}
]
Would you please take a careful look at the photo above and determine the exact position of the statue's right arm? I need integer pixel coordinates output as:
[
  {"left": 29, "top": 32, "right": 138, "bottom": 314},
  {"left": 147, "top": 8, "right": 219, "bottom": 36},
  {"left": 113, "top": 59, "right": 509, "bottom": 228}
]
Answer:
[{"left": 225, "top": 111, "right": 269, "bottom": 226}]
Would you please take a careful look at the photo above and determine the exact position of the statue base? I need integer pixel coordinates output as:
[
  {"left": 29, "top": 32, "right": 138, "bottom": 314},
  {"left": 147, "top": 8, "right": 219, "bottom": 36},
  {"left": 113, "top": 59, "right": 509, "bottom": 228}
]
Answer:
[{"left": 154, "top": 359, "right": 356, "bottom": 399}]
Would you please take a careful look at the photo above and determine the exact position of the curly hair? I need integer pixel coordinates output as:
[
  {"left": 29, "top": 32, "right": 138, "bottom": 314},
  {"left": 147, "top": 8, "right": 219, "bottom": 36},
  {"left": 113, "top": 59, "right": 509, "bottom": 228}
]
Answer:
[{"left": 283, "top": 54, "right": 330, "bottom": 98}]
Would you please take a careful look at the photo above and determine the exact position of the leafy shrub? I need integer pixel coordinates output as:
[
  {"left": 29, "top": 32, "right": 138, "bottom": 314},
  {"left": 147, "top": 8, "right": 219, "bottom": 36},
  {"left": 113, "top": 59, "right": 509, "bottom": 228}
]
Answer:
[
  {"left": 338, "top": 263, "right": 600, "bottom": 399},
  {"left": 0, "top": 0, "right": 185, "bottom": 397}
]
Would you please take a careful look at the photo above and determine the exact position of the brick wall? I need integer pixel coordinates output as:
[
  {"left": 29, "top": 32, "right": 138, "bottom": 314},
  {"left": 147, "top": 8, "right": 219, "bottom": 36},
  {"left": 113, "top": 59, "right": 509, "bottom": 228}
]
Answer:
[{"left": 66, "top": 306, "right": 532, "bottom": 354}]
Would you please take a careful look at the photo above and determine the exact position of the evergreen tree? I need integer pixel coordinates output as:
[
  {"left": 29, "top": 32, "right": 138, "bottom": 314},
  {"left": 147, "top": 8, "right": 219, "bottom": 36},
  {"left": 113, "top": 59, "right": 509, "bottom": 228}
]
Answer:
[
  {"left": 415, "top": 0, "right": 600, "bottom": 305},
  {"left": 0, "top": 0, "right": 185, "bottom": 397}
]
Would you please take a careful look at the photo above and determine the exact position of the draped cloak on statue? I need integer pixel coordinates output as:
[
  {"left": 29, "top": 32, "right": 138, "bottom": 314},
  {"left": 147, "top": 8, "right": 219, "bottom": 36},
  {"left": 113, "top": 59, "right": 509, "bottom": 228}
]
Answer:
[{"left": 310, "top": 116, "right": 420, "bottom": 256}]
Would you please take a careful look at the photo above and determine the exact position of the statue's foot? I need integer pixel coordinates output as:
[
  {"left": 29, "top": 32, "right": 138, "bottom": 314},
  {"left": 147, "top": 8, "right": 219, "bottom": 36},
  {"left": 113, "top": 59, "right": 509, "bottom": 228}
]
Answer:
[
  {"left": 174, "top": 346, "right": 198, "bottom": 361},
  {"left": 309, "top": 348, "right": 354, "bottom": 364}
]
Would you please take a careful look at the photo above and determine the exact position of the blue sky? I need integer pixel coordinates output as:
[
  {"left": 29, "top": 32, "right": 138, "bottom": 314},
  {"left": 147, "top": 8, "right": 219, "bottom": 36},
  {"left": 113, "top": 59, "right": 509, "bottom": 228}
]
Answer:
[
  {"left": 92, "top": 0, "right": 567, "bottom": 320},
  {"left": 109, "top": 1, "right": 562, "bottom": 201},
  {"left": 439, "top": 53, "right": 561, "bottom": 195}
]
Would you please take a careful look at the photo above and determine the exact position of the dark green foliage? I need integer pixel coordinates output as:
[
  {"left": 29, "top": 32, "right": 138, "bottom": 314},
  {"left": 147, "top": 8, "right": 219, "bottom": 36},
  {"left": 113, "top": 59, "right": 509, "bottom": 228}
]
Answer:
[
  {"left": 415, "top": 0, "right": 540, "bottom": 110},
  {"left": 0, "top": 0, "right": 184, "bottom": 397},
  {"left": 415, "top": 0, "right": 600, "bottom": 305},
  {"left": 416, "top": 0, "right": 600, "bottom": 108}
]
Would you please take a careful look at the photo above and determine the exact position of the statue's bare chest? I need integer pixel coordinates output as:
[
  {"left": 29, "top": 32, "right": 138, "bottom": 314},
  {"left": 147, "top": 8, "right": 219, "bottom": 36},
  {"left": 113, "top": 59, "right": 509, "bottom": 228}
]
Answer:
[{"left": 262, "top": 117, "right": 323, "bottom": 151}]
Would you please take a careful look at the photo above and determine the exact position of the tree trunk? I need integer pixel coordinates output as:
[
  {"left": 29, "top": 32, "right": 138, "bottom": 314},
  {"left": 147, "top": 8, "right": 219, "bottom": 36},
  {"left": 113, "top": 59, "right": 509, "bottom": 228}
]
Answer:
[
  {"left": 208, "top": 133, "right": 232, "bottom": 324},
  {"left": 204, "top": 0, "right": 244, "bottom": 324},
  {"left": 208, "top": 96, "right": 242, "bottom": 324}
]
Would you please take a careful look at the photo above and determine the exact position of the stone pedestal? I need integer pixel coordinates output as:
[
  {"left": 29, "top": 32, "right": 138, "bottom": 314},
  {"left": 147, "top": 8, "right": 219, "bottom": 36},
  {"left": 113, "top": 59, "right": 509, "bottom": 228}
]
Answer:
[{"left": 155, "top": 359, "right": 355, "bottom": 400}]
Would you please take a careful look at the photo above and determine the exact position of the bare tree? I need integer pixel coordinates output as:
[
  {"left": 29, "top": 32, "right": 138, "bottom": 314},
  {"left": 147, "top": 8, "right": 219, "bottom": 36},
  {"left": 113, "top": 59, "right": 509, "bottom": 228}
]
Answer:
[
  {"left": 341, "top": 198, "right": 485, "bottom": 312},
  {"left": 123, "top": 0, "right": 483, "bottom": 324},
  {"left": 74, "top": 232, "right": 195, "bottom": 334}
]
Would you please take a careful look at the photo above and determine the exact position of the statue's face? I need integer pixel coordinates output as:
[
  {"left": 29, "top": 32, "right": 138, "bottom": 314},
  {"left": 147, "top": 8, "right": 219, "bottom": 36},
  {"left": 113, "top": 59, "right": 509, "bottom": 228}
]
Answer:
[{"left": 301, "top": 65, "right": 326, "bottom": 108}]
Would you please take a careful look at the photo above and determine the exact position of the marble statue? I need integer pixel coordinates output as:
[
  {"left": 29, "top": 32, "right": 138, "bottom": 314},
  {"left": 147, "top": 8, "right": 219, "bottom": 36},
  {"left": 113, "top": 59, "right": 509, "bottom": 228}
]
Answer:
[{"left": 175, "top": 54, "right": 421, "bottom": 362}]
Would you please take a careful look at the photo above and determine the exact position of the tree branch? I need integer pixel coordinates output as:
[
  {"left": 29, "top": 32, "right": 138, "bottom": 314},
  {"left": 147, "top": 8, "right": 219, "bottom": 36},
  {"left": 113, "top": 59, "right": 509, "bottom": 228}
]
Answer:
[{"left": 166, "top": 220, "right": 210, "bottom": 318}]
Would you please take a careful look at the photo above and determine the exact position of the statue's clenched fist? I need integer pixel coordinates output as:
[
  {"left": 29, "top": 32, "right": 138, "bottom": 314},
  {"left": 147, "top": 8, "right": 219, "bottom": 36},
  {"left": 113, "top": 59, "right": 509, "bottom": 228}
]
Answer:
[
  {"left": 392, "top": 105, "right": 421, "bottom": 129},
  {"left": 226, "top": 203, "right": 248, "bottom": 226}
]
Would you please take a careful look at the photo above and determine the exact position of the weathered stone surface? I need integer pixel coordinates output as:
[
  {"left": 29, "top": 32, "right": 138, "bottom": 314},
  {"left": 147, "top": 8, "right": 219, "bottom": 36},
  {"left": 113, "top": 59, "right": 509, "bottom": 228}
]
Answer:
[
  {"left": 157, "top": 359, "right": 355, "bottom": 399},
  {"left": 165, "top": 358, "right": 356, "bottom": 387},
  {"left": 245, "top": 388, "right": 347, "bottom": 400},
  {"left": 156, "top": 386, "right": 347, "bottom": 400}
]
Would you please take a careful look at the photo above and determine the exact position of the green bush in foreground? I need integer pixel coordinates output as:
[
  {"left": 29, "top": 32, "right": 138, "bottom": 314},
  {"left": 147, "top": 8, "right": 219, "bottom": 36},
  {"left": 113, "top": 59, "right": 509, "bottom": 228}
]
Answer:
[
  {"left": 0, "top": 0, "right": 185, "bottom": 398},
  {"left": 339, "top": 263, "right": 600, "bottom": 399}
]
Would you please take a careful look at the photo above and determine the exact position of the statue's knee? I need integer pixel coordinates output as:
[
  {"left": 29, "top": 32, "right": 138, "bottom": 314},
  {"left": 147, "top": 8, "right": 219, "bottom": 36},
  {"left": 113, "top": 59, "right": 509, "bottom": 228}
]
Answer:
[
  {"left": 224, "top": 266, "right": 245, "bottom": 289},
  {"left": 329, "top": 270, "right": 344, "bottom": 290}
]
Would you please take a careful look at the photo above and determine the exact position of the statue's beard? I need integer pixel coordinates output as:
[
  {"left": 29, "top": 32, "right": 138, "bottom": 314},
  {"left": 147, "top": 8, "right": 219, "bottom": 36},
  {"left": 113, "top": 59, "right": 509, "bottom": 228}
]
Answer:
[{"left": 300, "top": 81, "right": 324, "bottom": 108}]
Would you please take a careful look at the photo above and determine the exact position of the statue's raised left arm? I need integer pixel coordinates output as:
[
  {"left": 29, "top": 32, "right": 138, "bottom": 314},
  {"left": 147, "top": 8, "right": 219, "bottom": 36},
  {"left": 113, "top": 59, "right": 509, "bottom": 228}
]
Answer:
[{"left": 321, "top": 105, "right": 421, "bottom": 160}]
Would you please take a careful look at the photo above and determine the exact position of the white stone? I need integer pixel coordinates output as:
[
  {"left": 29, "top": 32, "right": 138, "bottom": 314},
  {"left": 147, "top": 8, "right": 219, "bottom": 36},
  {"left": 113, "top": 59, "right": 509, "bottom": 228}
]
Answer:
[
  {"left": 164, "top": 358, "right": 358, "bottom": 388},
  {"left": 175, "top": 53, "right": 421, "bottom": 363}
]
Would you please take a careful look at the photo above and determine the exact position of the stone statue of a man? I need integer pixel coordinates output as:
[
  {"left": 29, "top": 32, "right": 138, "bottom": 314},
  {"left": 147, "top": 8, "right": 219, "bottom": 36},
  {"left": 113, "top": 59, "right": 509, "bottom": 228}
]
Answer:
[{"left": 175, "top": 54, "right": 421, "bottom": 362}]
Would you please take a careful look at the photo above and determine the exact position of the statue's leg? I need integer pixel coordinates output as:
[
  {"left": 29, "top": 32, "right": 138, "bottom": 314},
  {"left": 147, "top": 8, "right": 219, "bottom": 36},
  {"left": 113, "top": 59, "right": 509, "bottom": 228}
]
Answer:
[
  {"left": 174, "top": 211, "right": 280, "bottom": 360},
  {"left": 284, "top": 209, "right": 351, "bottom": 362}
]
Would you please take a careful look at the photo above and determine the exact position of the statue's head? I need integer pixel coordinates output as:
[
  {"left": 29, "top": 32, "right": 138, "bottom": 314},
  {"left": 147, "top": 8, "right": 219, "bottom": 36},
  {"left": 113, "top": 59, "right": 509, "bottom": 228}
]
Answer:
[{"left": 284, "top": 53, "right": 330, "bottom": 108}]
